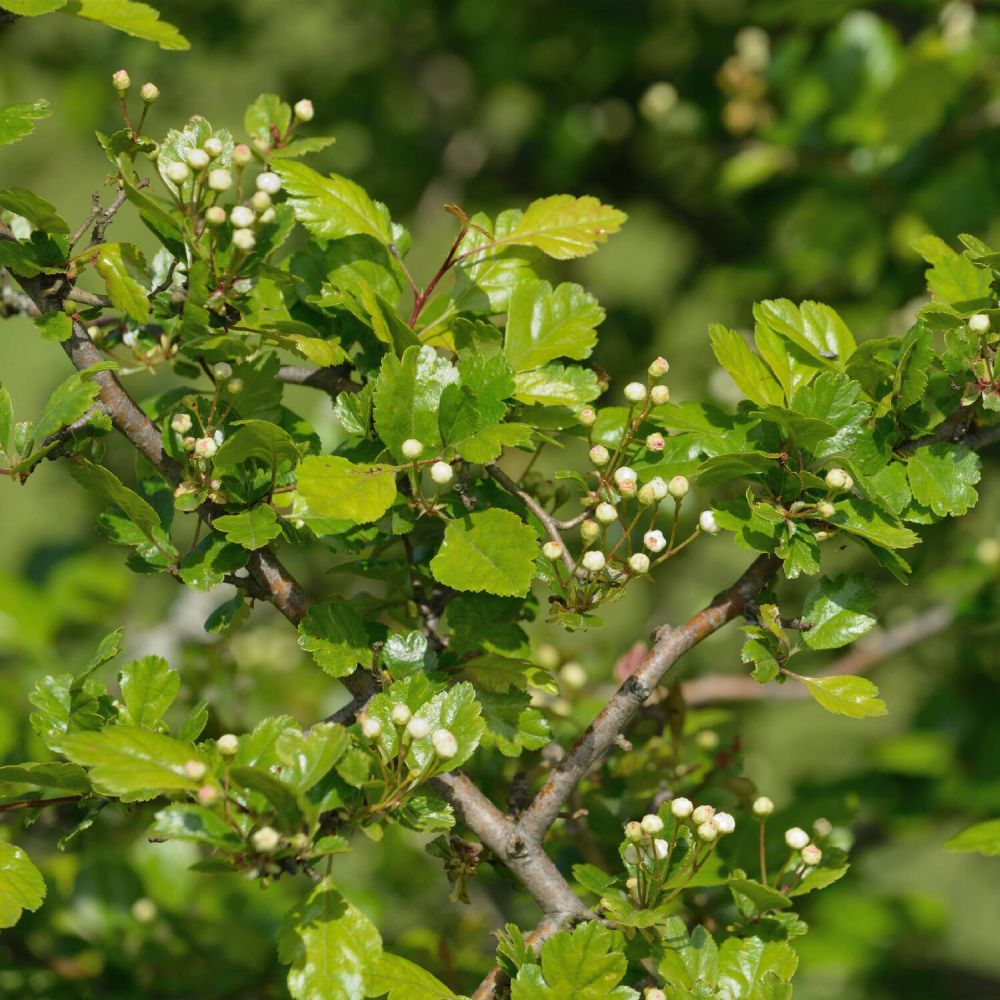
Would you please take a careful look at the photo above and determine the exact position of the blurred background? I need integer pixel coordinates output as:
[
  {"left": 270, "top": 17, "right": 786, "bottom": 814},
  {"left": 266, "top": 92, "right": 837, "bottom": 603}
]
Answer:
[{"left": 2, "top": 1, "right": 1000, "bottom": 997}]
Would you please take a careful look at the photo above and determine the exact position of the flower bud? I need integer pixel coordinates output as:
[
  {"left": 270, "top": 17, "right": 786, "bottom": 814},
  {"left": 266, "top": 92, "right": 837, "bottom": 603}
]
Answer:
[
  {"left": 227, "top": 378, "right": 244, "bottom": 394},
  {"left": 256, "top": 171, "right": 282, "bottom": 195},
  {"left": 258, "top": 207, "right": 276, "bottom": 224},
  {"left": 784, "top": 826, "right": 810, "bottom": 850},
  {"left": 213, "top": 361, "right": 233, "bottom": 380},
  {"left": 692, "top": 804, "right": 715, "bottom": 824},
  {"left": 817, "top": 500, "right": 836, "bottom": 519},
  {"left": 197, "top": 785, "right": 219, "bottom": 805},
  {"left": 294, "top": 98, "right": 315, "bottom": 122},
  {"left": 560, "top": 661, "right": 588, "bottom": 689},
  {"left": 184, "top": 759, "right": 207, "bottom": 780},
  {"left": 251, "top": 190, "right": 272, "bottom": 213},
  {"left": 205, "top": 205, "right": 227, "bottom": 226},
  {"left": 624, "top": 381, "right": 648, "bottom": 403},
  {"left": 618, "top": 479, "right": 637, "bottom": 498},
  {"left": 230, "top": 205, "right": 255, "bottom": 229},
  {"left": 194, "top": 437, "right": 218, "bottom": 459},
  {"left": 671, "top": 796, "right": 694, "bottom": 818},
  {"left": 825, "top": 468, "right": 852, "bottom": 492},
  {"left": 171, "top": 413, "right": 193, "bottom": 434},
  {"left": 406, "top": 717, "right": 431, "bottom": 740},
  {"left": 650, "top": 384, "right": 670, "bottom": 405},
  {"left": 360, "top": 716, "right": 382, "bottom": 740},
  {"left": 648, "top": 356, "right": 669, "bottom": 378},
  {"left": 641, "top": 813, "right": 664, "bottom": 835},
  {"left": 698, "top": 510, "right": 720, "bottom": 535},
  {"left": 232, "top": 143, "right": 253, "bottom": 167},
  {"left": 752, "top": 796, "right": 774, "bottom": 818},
  {"left": 581, "top": 550, "right": 606, "bottom": 573},
  {"left": 251, "top": 826, "right": 281, "bottom": 853},
  {"left": 589, "top": 444, "right": 610, "bottom": 466},
  {"left": 203, "top": 136, "right": 224, "bottom": 158},
  {"left": 217, "top": 733, "right": 239, "bottom": 756},
  {"left": 968, "top": 313, "right": 990, "bottom": 334},
  {"left": 165, "top": 162, "right": 189, "bottom": 184},
  {"left": 140, "top": 82, "right": 159, "bottom": 103},
  {"left": 667, "top": 475, "right": 689, "bottom": 499},
  {"left": 542, "top": 541, "right": 564, "bottom": 561},
  {"left": 390, "top": 704, "right": 412, "bottom": 727},
  {"left": 132, "top": 897, "right": 157, "bottom": 923},
  {"left": 646, "top": 990, "right": 667, "bottom": 1000},
  {"left": 815, "top": 530, "right": 833, "bottom": 541},
  {"left": 429, "top": 460, "right": 454, "bottom": 485},
  {"left": 645, "top": 432, "right": 666, "bottom": 452},
  {"left": 208, "top": 168, "right": 232, "bottom": 192},
  {"left": 628, "top": 552, "right": 650, "bottom": 574},
  {"left": 812, "top": 817, "right": 833, "bottom": 839},
  {"left": 578, "top": 406, "right": 597, "bottom": 426},
  {"left": 595, "top": 502, "right": 618, "bottom": 525},
  {"left": 801, "top": 844, "right": 822, "bottom": 866},
  {"left": 976, "top": 537, "right": 1000, "bottom": 565},
  {"left": 580, "top": 519, "right": 600, "bottom": 543},
  {"left": 432, "top": 728, "right": 458, "bottom": 758},
  {"left": 182, "top": 436, "right": 197, "bottom": 451},
  {"left": 714, "top": 812, "right": 736, "bottom": 834},
  {"left": 625, "top": 876, "right": 638, "bottom": 893},
  {"left": 637, "top": 484, "right": 657, "bottom": 506},
  {"left": 652, "top": 838, "right": 669, "bottom": 859},
  {"left": 401, "top": 438, "right": 424, "bottom": 460},
  {"left": 644, "top": 529, "right": 666, "bottom": 553},
  {"left": 623, "top": 843, "right": 640, "bottom": 864},
  {"left": 613, "top": 466, "right": 638, "bottom": 486},
  {"left": 697, "top": 819, "right": 719, "bottom": 842},
  {"left": 232, "top": 229, "right": 256, "bottom": 251},
  {"left": 696, "top": 729, "right": 719, "bottom": 750},
  {"left": 648, "top": 476, "right": 668, "bottom": 501},
  {"left": 186, "top": 148, "right": 210, "bottom": 170},
  {"left": 624, "top": 820, "right": 643, "bottom": 842},
  {"left": 112, "top": 69, "right": 131, "bottom": 92}
]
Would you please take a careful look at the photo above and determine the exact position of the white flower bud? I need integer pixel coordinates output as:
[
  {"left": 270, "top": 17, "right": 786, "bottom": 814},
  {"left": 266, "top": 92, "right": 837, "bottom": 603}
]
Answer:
[
  {"left": 650, "top": 384, "right": 670, "bottom": 405},
  {"left": 198, "top": 785, "right": 219, "bottom": 805},
  {"left": 589, "top": 444, "right": 610, "bottom": 466},
  {"left": 691, "top": 804, "right": 715, "bottom": 825},
  {"left": 667, "top": 475, "right": 689, "bottom": 499},
  {"left": 581, "top": 550, "right": 606, "bottom": 573},
  {"left": 578, "top": 406, "right": 597, "bottom": 426},
  {"left": 140, "top": 82, "right": 159, "bottom": 103},
  {"left": 671, "top": 796, "right": 694, "bottom": 818},
  {"left": 624, "top": 381, "right": 648, "bottom": 403},
  {"left": 432, "top": 728, "right": 458, "bottom": 758},
  {"left": 186, "top": 148, "right": 210, "bottom": 170},
  {"left": 624, "top": 821, "right": 643, "bottom": 842},
  {"left": 203, "top": 136, "right": 224, "bottom": 158},
  {"left": 644, "top": 529, "right": 666, "bottom": 553},
  {"left": 112, "top": 69, "right": 131, "bottom": 92},
  {"left": 623, "top": 843, "right": 640, "bottom": 864},
  {"left": 698, "top": 510, "right": 720, "bottom": 535},
  {"left": 208, "top": 168, "right": 232, "bottom": 192},
  {"left": 255, "top": 171, "right": 282, "bottom": 194},
  {"left": 294, "top": 98, "right": 315, "bottom": 122},
  {"left": 227, "top": 378, "right": 244, "bottom": 394},
  {"left": 652, "top": 838, "right": 669, "bottom": 859},
  {"left": 752, "top": 796, "right": 774, "bottom": 818},
  {"left": 165, "top": 162, "right": 189, "bottom": 184},
  {"left": 618, "top": 479, "right": 637, "bottom": 498},
  {"left": 648, "top": 476, "right": 668, "bottom": 501},
  {"left": 251, "top": 826, "right": 281, "bottom": 853},
  {"left": 213, "top": 361, "right": 232, "bottom": 380},
  {"left": 817, "top": 500, "right": 836, "bottom": 519},
  {"left": 784, "top": 826, "right": 810, "bottom": 850},
  {"left": 406, "top": 717, "right": 431, "bottom": 740},
  {"left": 251, "top": 190, "right": 272, "bottom": 213},
  {"left": 812, "top": 817, "right": 833, "bottom": 839},
  {"left": 824, "top": 468, "right": 852, "bottom": 492},
  {"left": 230, "top": 205, "right": 255, "bottom": 229},
  {"left": 637, "top": 484, "right": 657, "bottom": 506},
  {"left": 171, "top": 413, "right": 193, "bottom": 434},
  {"left": 560, "top": 662, "right": 588, "bottom": 689},
  {"left": 697, "top": 819, "right": 719, "bottom": 842},
  {"left": 182, "top": 436, "right": 197, "bottom": 451},
  {"left": 205, "top": 205, "right": 227, "bottom": 226},
  {"left": 184, "top": 759, "right": 207, "bottom": 780},
  {"left": 628, "top": 552, "right": 650, "bottom": 574},
  {"left": 232, "top": 229, "right": 256, "bottom": 251},
  {"left": 968, "top": 313, "right": 990, "bottom": 334},
  {"left": 232, "top": 143, "right": 253, "bottom": 167},
  {"left": 542, "top": 541, "right": 564, "bottom": 561},
  {"left": 648, "top": 356, "right": 670, "bottom": 378},
  {"left": 613, "top": 466, "right": 638, "bottom": 486},
  {"left": 595, "top": 502, "right": 618, "bottom": 525},
  {"left": 390, "top": 704, "right": 412, "bottom": 727},
  {"left": 696, "top": 729, "right": 719, "bottom": 750},
  {"left": 801, "top": 844, "right": 822, "bottom": 866},
  {"left": 194, "top": 437, "right": 218, "bottom": 459},
  {"left": 580, "top": 519, "right": 601, "bottom": 543},
  {"left": 360, "top": 716, "right": 382, "bottom": 740},
  {"left": 641, "top": 813, "right": 664, "bottom": 835},
  {"left": 131, "top": 897, "right": 157, "bottom": 923},
  {"left": 646, "top": 432, "right": 666, "bottom": 452},
  {"left": 430, "top": 460, "right": 453, "bottom": 485},
  {"left": 258, "top": 207, "right": 276, "bottom": 224},
  {"left": 714, "top": 812, "right": 736, "bottom": 834},
  {"left": 217, "top": 733, "right": 239, "bottom": 756},
  {"left": 646, "top": 990, "right": 667, "bottom": 1000},
  {"left": 401, "top": 438, "right": 424, "bottom": 460}
]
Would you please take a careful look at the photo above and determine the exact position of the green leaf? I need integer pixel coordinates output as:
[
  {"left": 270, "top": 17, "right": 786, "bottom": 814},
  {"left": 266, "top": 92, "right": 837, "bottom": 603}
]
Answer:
[
  {"left": 244, "top": 93, "right": 291, "bottom": 143},
  {"left": 452, "top": 214, "right": 538, "bottom": 314},
  {"left": 33, "top": 312, "right": 73, "bottom": 342},
  {"left": 67, "top": 458, "right": 162, "bottom": 539},
  {"left": 906, "top": 443, "right": 981, "bottom": 517},
  {"left": 439, "top": 355, "right": 513, "bottom": 449},
  {"left": 513, "top": 362, "right": 601, "bottom": 407},
  {"left": 227, "top": 767, "right": 303, "bottom": 826},
  {"left": 277, "top": 723, "right": 350, "bottom": 793},
  {"left": 179, "top": 533, "right": 246, "bottom": 591},
  {"left": 380, "top": 631, "right": 434, "bottom": 679},
  {"left": 373, "top": 345, "right": 459, "bottom": 459},
  {"left": 511, "top": 921, "right": 638, "bottom": 1000},
  {"left": 504, "top": 278, "right": 603, "bottom": 372},
  {"left": 61, "top": 0, "right": 189, "bottom": 49},
  {"left": 0, "top": 762, "right": 89, "bottom": 791},
  {"left": 431, "top": 509, "right": 537, "bottom": 597},
  {"left": 295, "top": 455, "right": 397, "bottom": 524},
  {"left": 150, "top": 804, "right": 242, "bottom": 851},
  {"left": 0, "top": 843, "right": 46, "bottom": 930},
  {"left": 709, "top": 323, "right": 784, "bottom": 406},
  {"left": 913, "top": 234, "right": 993, "bottom": 310},
  {"left": 368, "top": 953, "right": 458, "bottom": 999},
  {"left": 118, "top": 655, "right": 179, "bottom": 728},
  {"left": 457, "top": 422, "right": 534, "bottom": 464},
  {"left": 475, "top": 689, "right": 550, "bottom": 757},
  {"left": 493, "top": 195, "right": 627, "bottom": 260},
  {"left": 717, "top": 937, "right": 798, "bottom": 995},
  {"left": 802, "top": 573, "right": 877, "bottom": 650},
  {"left": 297, "top": 598, "right": 369, "bottom": 678},
  {"left": 278, "top": 879, "right": 382, "bottom": 1000},
  {"left": 55, "top": 727, "right": 206, "bottom": 796},
  {"left": 35, "top": 363, "right": 111, "bottom": 441},
  {"left": 829, "top": 497, "right": 920, "bottom": 551},
  {"left": 741, "top": 637, "right": 780, "bottom": 684},
  {"left": 0, "top": 99, "right": 50, "bottom": 146},
  {"left": 753, "top": 299, "right": 856, "bottom": 364},
  {"left": 214, "top": 419, "right": 299, "bottom": 470},
  {"left": 656, "top": 917, "right": 719, "bottom": 990},
  {"left": 799, "top": 674, "right": 888, "bottom": 719},
  {"left": 93, "top": 243, "right": 149, "bottom": 322},
  {"left": 893, "top": 325, "right": 936, "bottom": 411},
  {"left": 275, "top": 161, "right": 394, "bottom": 246},
  {"left": 790, "top": 371, "right": 872, "bottom": 461},
  {"left": 0, "top": 382, "right": 12, "bottom": 453},
  {"left": 0, "top": 187, "right": 68, "bottom": 233},
  {"left": 214, "top": 506, "right": 282, "bottom": 550},
  {"left": 944, "top": 819, "right": 1000, "bottom": 857},
  {"left": 1, "top": 1, "right": 67, "bottom": 13},
  {"left": 727, "top": 874, "right": 792, "bottom": 913},
  {"left": 754, "top": 320, "right": 825, "bottom": 401}
]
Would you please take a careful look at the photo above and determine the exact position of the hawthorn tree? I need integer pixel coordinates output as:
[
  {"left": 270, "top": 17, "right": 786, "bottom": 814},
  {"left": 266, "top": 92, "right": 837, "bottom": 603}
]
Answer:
[{"left": 2, "top": 6, "right": 1000, "bottom": 999}]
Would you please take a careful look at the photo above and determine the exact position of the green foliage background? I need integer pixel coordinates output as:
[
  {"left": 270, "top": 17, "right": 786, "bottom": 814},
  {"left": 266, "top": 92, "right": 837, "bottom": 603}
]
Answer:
[{"left": 2, "top": 2, "right": 1000, "bottom": 997}]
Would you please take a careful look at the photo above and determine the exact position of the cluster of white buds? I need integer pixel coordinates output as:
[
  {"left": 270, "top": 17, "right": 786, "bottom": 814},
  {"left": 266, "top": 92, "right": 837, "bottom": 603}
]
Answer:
[
  {"left": 431, "top": 728, "right": 458, "bottom": 758},
  {"left": 622, "top": 812, "right": 669, "bottom": 865},
  {"left": 669, "top": 797, "right": 736, "bottom": 843},
  {"left": 824, "top": 467, "right": 853, "bottom": 492}
]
